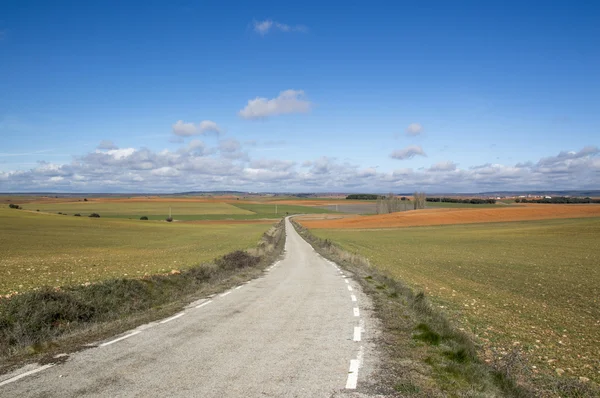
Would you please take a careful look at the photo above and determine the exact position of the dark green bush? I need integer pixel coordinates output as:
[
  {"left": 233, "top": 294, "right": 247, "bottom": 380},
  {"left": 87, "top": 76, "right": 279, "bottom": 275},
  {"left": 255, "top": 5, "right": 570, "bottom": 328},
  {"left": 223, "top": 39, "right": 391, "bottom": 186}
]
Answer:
[
  {"left": 74, "top": 214, "right": 81, "bottom": 217},
  {"left": 140, "top": 216, "right": 148, "bottom": 220},
  {"left": 165, "top": 217, "right": 173, "bottom": 222},
  {"left": 89, "top": 213, "right": 100, "bottom": 218},
  {"left": 216, "top": 250, "right": 260, "bottom": 270},
  {"left": 8, "top": 204, "right": 21, "bottom": 209}
]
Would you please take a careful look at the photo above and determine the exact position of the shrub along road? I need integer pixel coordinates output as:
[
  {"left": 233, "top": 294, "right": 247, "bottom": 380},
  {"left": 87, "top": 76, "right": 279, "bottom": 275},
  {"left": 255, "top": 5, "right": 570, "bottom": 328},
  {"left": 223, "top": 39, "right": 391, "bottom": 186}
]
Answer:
[{"left": 0, "top": 218, "right": 376, "bottom": 397}]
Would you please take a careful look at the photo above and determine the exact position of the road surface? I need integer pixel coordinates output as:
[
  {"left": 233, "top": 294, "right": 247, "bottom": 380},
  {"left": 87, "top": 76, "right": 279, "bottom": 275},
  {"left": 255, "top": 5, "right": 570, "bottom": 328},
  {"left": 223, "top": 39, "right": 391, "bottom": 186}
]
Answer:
[{"left": 0, "top": 218, "right": 375, "bottom": 397}]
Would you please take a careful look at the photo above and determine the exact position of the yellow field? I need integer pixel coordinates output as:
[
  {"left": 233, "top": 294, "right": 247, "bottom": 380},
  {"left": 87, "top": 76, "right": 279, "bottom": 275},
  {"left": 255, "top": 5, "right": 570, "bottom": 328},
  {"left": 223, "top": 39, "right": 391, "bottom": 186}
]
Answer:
[{"left": 0, "top": 208, "right": 273, "bottom": 295}]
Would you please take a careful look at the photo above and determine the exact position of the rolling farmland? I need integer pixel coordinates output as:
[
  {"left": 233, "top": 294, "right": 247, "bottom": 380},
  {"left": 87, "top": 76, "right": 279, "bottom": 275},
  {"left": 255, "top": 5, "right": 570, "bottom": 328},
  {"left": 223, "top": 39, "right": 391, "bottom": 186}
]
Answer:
[
  {"left": 0, "top": 207, "right": 273, "bottom": 295},
  {"left": 308, "top": 217, "right": 600, "bottom": 384}
]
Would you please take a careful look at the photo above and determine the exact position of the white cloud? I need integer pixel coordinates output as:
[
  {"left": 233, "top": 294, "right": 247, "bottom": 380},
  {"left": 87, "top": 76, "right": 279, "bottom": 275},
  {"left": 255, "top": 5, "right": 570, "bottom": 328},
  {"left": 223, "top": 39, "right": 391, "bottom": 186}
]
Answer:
[
  {"left": 104, "top": 148, "right": 135, "bottom": 160},
  {"left": 1, "top": 145, "right": 599, "bottom": 193},
  {"left": 172, "top": 120, "right": 221, "bottom": 137},
  {"left": 172, "top": 120, "right": 197, "bottom": 136},
  {"left": 198, "top": 120, "right": 221, "bottom": 134},
  {"left": 390, "top": 145, "right": 427, "bottom": 160},
  {"left": 239, "top": 90, "right": 311, "bottom": 119},
  {"left": 253, "top": 20, "right": 307, "bottom": 36},
  {"left": 406, "top": 123, "right": 423, "bottom": 136},
  {"left": 429, "top": 161, "right": 457, "bottom": 172}
]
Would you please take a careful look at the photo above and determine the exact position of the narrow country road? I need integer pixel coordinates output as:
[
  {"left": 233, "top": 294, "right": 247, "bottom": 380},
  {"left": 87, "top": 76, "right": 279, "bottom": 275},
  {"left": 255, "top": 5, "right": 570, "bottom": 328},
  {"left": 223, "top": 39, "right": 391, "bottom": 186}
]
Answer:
[{"left": 0, "top": 218, "right": 375, "bottom": 397}]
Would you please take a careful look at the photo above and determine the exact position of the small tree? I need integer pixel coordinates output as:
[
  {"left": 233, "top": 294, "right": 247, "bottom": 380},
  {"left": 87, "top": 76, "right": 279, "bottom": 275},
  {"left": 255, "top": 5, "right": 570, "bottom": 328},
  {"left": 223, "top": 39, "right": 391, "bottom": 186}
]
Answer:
[
  {"left": 166, "top": 217, "right": 173, "bottom": 222},
  {"left": 413, "top": 192, "right": 426, "bottom": 210},
  {"left": 140, "top": 216, "right": 148, "bottom": 220},
  {"left": 89, "top": 213, "right": 100, "bottom": 218}
]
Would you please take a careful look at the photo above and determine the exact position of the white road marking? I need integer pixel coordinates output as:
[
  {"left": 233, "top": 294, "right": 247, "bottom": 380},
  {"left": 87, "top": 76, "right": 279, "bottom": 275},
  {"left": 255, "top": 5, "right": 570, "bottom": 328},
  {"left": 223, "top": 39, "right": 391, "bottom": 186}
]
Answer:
[
  {"left": 353, "top": 307, "right": 360, "bottom": 317},
  {"left": 235, "top": 285, "right": 243, "bottom": 290},
  {"left": 345, "top": 359, "right": 360, "bottom": 389},
  {"left": 99, "top": 330, "right": 142, "bottom": 347},
  {"left": 351, "top": 294, "right": 357, "bottom": 302},
  {"left": 159, "top": 312, "right": 185, "bottom": 324},
  {"left": 345, "top": 279, "right": 349, "bottom": 284},
  {"left": 346, "top": 345, "right": 365, "bottom": 389},
  {"left": 220, "top": 291, "right": 231, "bottom": 297},
  {"left": 195, "top": 300, "right": 212, "bottom": 309},
  {"left": 0, "top": 364, "right": 55, "bottom": 387},
  {"left": 353, "top": 326, "right": 361, "bottom": 341},
  {"left": 347, "top": 285, "right": 353, "bottom": 291}
]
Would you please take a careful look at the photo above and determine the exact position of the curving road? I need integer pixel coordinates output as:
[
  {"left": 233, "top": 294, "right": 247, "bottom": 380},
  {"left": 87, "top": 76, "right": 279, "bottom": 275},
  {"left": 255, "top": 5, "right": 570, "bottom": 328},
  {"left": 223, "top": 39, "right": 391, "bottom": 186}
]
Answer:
[{"left": 0, "top": 218, "right": 374, "bottom": 397}]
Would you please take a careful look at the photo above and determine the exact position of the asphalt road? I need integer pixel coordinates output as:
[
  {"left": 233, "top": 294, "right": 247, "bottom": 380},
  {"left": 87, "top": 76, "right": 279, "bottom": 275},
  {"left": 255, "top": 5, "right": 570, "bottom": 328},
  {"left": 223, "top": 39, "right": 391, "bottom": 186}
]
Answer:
[{"left": 0, "top": 218, "right": 375, "bottom": 397}]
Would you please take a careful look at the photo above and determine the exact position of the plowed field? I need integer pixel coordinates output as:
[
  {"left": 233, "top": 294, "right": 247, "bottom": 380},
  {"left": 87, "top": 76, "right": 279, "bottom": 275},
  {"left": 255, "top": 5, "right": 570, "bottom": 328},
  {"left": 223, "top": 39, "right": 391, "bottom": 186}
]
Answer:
[{"left": 300, "top": 204, "right": 600, "bottom": 229}]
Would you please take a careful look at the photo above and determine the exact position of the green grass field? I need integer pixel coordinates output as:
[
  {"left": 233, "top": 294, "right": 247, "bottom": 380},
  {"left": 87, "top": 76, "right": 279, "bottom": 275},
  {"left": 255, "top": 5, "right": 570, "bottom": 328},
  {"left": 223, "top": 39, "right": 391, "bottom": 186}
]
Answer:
[
  {"left": 311, "top": 218, "right": 600, "bottom": 383},
  {"left": 20, "top": 201, "right": 254, "bottom": 220},
  {"left": 0, "top": 208, "right": 273, "bottom": 295},
  {"left": 17, "top": 200, "right": 335, "bottom": 220}
]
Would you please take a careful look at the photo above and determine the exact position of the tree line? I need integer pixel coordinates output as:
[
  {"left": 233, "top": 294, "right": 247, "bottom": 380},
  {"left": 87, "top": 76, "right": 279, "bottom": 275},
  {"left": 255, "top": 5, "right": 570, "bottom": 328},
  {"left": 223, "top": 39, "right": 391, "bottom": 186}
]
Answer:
[
  {"left": 426, "top": 197, "right": 496, "bottom": 204},
  {"left": 515, "top": 197, "right": 600, "bottom": 204}
]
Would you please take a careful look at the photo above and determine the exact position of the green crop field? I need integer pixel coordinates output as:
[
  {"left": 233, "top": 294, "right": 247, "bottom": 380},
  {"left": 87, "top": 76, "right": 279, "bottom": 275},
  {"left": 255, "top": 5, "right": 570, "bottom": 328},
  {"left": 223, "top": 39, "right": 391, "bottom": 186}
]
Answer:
[
  {"left": 19, "top": 201, "right": 254, "bottom": 220},
  {"left": 231, "top": 203, "right": 335, "bottom": 216},
  {"left": 16, "top": 200, "right": 336, "bottom": 221},
  {"left": 311, "top": 218, "right": 600, "bottom": 383},
  {"left": 0, "top": 208, "right": 273, "bottom": 295}
]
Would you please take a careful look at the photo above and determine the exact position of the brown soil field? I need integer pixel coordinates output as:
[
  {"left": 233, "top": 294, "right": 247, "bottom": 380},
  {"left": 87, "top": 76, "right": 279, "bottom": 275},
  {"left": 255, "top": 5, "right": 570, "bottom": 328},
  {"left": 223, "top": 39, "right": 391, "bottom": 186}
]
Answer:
[{"left": 299, "top": 204, "right": 600, "bottom": 229}]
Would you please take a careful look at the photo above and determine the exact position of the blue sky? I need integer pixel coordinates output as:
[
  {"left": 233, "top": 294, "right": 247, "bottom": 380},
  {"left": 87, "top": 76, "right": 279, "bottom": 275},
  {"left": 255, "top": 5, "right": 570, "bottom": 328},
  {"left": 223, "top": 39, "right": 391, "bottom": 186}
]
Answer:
[{"left": 1, "top": 0, "right": 599, "bottom": 192}]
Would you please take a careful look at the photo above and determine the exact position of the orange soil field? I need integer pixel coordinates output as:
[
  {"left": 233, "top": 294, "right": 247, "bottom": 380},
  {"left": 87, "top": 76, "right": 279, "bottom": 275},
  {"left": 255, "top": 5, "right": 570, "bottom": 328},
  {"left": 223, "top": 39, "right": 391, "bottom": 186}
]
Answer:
[{"left": 299, "top": 204, "right": 600, "bottom": 229}]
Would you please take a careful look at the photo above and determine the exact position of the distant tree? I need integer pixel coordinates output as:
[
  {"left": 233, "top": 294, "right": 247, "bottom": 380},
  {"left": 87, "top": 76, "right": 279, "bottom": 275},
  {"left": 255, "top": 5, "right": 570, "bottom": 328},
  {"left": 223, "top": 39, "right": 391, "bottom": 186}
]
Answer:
[
  {"left": 84, "top": 198, "right": 88, "bottom": 202},
  {"left": 413, "top": 192, "right": 426, "bottom": 210},
  {"left": 346, "top": 194, "right": 380, "bottom": 200},
  {"left": 74, "top": 214, "right": 81, "bottom": 216},
  {"left": 89, "top": 213, "right": 100, "bottom": 218},
  {"left": 8, "top": 204, "right": 21, "bottom": 209},
  {"left": 140, "top": 216, "right": 148, "bottom": 220},
  {"left": 166, "top": 217, "right": 173, "bottom": 222}
]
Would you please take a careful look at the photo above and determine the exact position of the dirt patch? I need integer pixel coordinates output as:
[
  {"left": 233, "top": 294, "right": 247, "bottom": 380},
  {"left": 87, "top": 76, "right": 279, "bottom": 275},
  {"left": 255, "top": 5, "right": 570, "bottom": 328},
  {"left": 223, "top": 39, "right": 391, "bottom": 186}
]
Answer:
[{"left": 300, "top": 204, "right": 600, "bottom": 229}]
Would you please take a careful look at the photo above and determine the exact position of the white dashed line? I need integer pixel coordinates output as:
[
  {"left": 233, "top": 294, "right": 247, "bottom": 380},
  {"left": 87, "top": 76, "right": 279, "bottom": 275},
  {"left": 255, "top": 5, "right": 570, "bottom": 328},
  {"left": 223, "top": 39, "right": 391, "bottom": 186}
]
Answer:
[
  {"left": 345, "top": 346, "right": 364, "bottom": 389},
  {"left": 159, "top": 312, "right": 185, "bottom": 324},
  {"left": 353, "top": 307, "right": 360, "bottom": 317},
  {"left": 195, "top": 300, "right": 212, "bottom": 309},
  {"left": 0, "top": 364, "right": 55, "bottom": 387},
  {"left": 99, "top": 330, "right": 142, "bottom": 347},
  {"left": 347, "top": 285, "right": 353, "bottom": 291},
  {"left": 345, "top": 359, "right": 360, "bottom": 389},
  {"left": 220, "top": 291, "right": 231, "bottom": 298},
  {"left": 351, "top": 294, "right": 357, "bottom": 302},
  {"left": 353, "top": 326, "right": 362, "bottom": 341}
]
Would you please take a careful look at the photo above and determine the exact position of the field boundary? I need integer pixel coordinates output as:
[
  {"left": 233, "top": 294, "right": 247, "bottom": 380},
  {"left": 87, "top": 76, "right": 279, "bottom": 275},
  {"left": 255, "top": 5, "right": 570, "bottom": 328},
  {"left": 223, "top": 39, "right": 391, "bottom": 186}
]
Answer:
[
  {"left": 291, "top": 219, "right": 535, "bottom": 397},
  {"left": 0, "top": 220, "right": 286, "bottom": 374}
]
